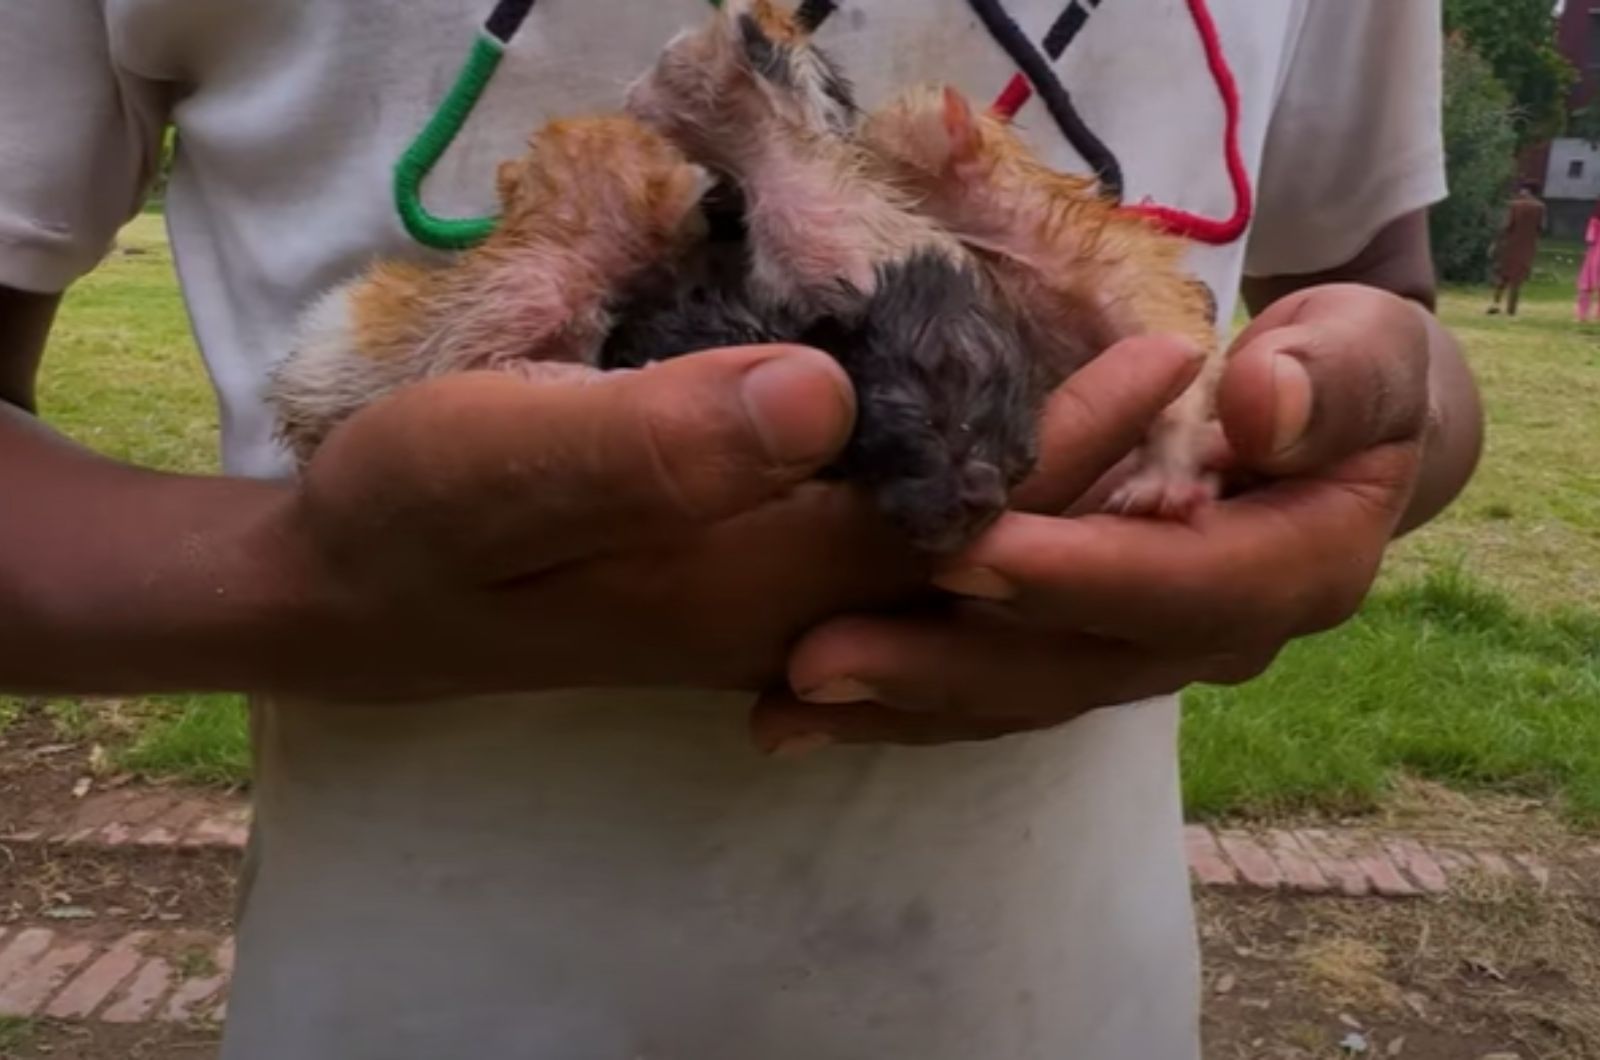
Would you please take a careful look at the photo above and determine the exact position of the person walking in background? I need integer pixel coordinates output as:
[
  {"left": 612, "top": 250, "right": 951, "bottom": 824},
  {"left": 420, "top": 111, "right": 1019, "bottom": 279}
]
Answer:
[
  {"left": 1577, "top": 198, "right": 1600, "bottom": 323},
  {"left": 1488, "top": 182, "right": 1546, "bottom": 317}
]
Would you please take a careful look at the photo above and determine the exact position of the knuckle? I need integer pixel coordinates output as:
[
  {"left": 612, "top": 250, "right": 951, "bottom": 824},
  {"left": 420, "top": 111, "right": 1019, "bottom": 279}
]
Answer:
[
  {"left": 1300, "top": 571, "right": 1372, "bottom": 635},
  {"left": 1040, "top": 380, "right": 1108, "bottom": 452},
  {"left": 1323, "top": 296, "right": 1432, "bottom": 449},
  {"left": 634, "top": 393, "right": 749, "bottom": 525},
  {"left": 1202, "top": 644, "right": 1281, "bottom": 686},
  {"left": 637, "top": 404, "right": 713, "bottom": 522}
]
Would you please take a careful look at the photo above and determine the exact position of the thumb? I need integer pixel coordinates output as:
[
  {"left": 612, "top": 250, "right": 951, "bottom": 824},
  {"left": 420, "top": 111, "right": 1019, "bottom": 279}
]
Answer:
[
  {"left": 1217, "top": 291, "right": 1430, "bottom": 476},
  {"left": 304, "top": 345, "right": 856, "bottom": 579}
]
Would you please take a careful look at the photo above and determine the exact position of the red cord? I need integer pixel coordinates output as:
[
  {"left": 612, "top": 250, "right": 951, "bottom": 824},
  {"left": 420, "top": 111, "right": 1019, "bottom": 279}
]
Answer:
[
  {"left": 989, "top": 0, "right": 1253, "bottom": 245},
  {"left": 992, "top": 75, "right": 1033, "bottom": 123}
]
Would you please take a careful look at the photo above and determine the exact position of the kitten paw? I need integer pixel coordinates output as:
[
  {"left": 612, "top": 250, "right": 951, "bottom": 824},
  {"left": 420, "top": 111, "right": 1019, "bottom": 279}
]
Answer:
[{"left": 1104, "top": 467, "right": 1216, "bottom": 521}]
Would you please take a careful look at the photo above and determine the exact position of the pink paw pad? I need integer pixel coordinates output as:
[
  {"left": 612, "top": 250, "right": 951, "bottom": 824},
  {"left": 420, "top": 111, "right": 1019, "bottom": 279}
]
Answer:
[{"left": 1105, "top": 470, "right": 1216, "bottom": 520}]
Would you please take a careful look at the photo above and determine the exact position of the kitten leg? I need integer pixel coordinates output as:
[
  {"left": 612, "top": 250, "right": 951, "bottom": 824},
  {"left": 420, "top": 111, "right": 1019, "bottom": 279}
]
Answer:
[{"left": 1104, "top": 345, "right": 1224, "bottom": 519}]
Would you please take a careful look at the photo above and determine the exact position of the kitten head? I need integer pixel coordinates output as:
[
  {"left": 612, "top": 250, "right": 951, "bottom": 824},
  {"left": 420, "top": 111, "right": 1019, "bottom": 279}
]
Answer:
[{"left": 625, "top": 0, "right": 858, "bottom": 166}]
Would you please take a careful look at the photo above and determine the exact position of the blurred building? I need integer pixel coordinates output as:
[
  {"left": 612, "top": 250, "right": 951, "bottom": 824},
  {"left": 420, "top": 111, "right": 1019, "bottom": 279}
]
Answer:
[{"left": 1535, "top": 0, "right": 1600, "bottom": 235}]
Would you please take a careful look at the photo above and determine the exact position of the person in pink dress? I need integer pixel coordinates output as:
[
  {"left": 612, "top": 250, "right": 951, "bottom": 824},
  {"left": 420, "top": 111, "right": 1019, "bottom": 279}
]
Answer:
[{"left": 1579, "top": 199, "right": 1600, "bottom": 323}]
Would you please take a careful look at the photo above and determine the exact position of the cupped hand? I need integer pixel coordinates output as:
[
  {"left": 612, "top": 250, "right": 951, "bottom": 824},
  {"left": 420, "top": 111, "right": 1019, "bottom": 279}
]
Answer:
[
  {"left": 272, "top": 345, "right": 925, "bottom": 701},
  {"left": 752, "top": 284, "right": 1434, "bottom": 751}
]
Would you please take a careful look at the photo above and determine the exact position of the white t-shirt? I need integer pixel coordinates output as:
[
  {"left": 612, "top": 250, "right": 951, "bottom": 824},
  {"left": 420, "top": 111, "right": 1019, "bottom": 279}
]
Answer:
[{"left": 0, "top": 2, "right": 1445, "bottom": 1057}]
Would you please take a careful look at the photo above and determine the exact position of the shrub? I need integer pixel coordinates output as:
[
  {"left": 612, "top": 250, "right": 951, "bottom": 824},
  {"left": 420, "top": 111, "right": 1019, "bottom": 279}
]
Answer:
[{"left": 1430, "top": 33, "right": 1520, "bottom": 283}]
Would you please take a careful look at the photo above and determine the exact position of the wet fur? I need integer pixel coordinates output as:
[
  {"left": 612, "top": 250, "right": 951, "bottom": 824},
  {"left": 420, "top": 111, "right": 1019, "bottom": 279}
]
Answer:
[
  {"left": 605, "top": 254, "right": 1037, "bottom": 554},
  {"left": 604, "top": 273, "right": 796, "bottom": 367},
  {"left": 623, "top": 0, "right": 1035, "bottom": 550},
  {"left": 267, "top": 116, "right": 711, "bottom": 463},
  {"left": 811, "top": 256, "right": 1037, "bottom": 553},
  {"left": 625, "top": 0, "right": 964, "bottom": 312},
  {"left": 862, "top": 85, "right": 1225, "bottom": 517},
  {"left": 271, "top": 1, "right": 1210, "bottom": 545}
]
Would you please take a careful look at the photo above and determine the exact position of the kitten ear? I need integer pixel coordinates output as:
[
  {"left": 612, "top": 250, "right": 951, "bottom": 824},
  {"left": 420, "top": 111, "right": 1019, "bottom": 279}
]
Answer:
[{"left": 941, "top": 85, "right": 981, "bottom": 164}]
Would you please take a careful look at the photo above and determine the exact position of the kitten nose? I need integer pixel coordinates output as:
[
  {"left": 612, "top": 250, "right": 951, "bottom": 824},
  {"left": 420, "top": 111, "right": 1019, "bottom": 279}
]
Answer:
[{"left": 959, "top": 460, "right": 1006, "bottom": 513}]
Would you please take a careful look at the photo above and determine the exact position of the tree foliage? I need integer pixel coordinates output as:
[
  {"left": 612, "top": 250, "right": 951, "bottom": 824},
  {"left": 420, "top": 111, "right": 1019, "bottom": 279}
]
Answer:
[
  {"left": 1431, "top": 34, "right": 1519, "bottom": 283},
  {"left": 1444, "top": 0, "right": 1576, "bottom": 146},
  {"left": 1572, "top": 102, "right": 1600, "bottom": 148}
]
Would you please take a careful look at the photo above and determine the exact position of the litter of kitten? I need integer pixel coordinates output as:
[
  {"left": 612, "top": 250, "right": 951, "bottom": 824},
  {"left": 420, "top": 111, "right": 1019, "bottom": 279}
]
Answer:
[{"left": 267, "top": 0, "right": 1222, "bottom": 554}]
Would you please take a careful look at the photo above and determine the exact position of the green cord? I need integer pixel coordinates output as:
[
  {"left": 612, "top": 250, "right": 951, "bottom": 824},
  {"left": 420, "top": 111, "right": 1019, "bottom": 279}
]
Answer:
[
  {"left": 393, "top": 33, "right": 505, "bottom": 250},
  {"left": 394, "top": 2, "right": 727, "bottom": 251}
]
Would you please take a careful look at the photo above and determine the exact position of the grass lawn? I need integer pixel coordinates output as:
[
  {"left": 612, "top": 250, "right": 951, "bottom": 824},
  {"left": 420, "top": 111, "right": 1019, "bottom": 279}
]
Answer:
[
  {"left": 1187, "top": 241, "right": 1600, "bottom": 824},
  {"left": 12, "top": 214, "right": 1600, "bottom": 824}
]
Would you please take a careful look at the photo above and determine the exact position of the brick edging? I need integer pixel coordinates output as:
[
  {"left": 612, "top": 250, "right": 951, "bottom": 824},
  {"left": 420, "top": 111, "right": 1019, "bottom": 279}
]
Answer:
[
  {"left": 0, "top": 802, "right": 1573, "bottom": 1029},
  {"left": 1184, "top": 824, "right": 1553, "bottom": 896},
  {"left": 1, "top": 789, "right": 248, "bottom": 852},
  {"left": 4, "top": 791, "right": 1562, "bottom": 895},
  {"left": 0, "top": 926, "right": 231, "bottom": 1024},
  {"left": 0, "top": 823, "right": 1559, "bottom": 1030}
]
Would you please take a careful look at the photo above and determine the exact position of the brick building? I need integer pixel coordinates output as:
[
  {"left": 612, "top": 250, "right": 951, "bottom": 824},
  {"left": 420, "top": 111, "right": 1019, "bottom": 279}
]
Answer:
[{"left": 1536, "top": 0, "right": 1600, "bottom": 235}]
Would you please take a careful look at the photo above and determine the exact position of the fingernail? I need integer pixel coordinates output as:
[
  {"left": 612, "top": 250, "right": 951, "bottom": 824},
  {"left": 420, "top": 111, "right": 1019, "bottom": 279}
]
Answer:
[
  {"left": 799, "top": 677, "right": 876, "bottom": 704},
  {"left": 770, "top": 732, "right": 834, "bottom": 758},
  {"left": 1162, "top": 334, "right": 1207, "bottom": 367},
  {"left": 933, "top": 566, "right": 1015, "bottom": 601},
  {"left": 741, "top": 351, "right": 854, "bottom": 466},
  {"left": 1270, "top": 353, "right": 1313, "bottom": 457}
]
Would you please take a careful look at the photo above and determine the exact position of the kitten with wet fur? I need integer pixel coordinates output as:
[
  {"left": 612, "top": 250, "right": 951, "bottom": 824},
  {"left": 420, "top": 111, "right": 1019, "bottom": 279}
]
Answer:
[
  {"left": 268, "top": 115, "right": 712, "bottom": 463},
  {"left": 861, "top": 85, "right": 1224, "bottom": 517},
  {"left": 619, "top": 0, "right": 1038, "bottom": 552}
]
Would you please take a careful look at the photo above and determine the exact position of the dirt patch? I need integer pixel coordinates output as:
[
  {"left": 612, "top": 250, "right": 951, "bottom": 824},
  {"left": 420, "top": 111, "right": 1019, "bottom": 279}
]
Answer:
[
  {"left": 0, "top": 1018, "right": 219, "bottom": 1060},
  {"left": 0, "top": 845, "right": 238, "bottom": 941},
  {"left": 1371, "top": 778, "right": 1593, "bottom": 860},
  {"left": 0, "top": 709, "right": 99, "bottom": 839},
  {"left": 1200, "top": 875, "right": 1600, "bottom": 1059},
  {"left": 0, "top": 701, "right": 244, "bottom": 847}
]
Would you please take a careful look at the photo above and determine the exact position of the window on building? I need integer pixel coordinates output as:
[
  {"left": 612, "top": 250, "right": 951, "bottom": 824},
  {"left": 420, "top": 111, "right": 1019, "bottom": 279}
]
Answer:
[{"left": 1571, "top": 159, "right": 1587, "bottom": 179}]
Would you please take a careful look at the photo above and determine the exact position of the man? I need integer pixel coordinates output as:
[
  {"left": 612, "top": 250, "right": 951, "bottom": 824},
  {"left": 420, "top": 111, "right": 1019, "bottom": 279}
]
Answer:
[
  {"left": 0, "top": 1, "right": 1479, "bottom": 1057},
  {"left": 1488, "top": 181, "right": 1547, "bottom": 316}
]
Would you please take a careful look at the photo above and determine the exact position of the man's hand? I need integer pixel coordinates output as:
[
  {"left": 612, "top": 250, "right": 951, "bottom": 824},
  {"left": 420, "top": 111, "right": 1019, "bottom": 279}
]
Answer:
[
  {"left": 751, "top": 283, "right": 1477, "bottom": 751},
  {"left": 285, "top": 345, "right": 938, "bottom": 700},
  {"left": 0, "top": 342, "right": 923, "bottom": 700}
]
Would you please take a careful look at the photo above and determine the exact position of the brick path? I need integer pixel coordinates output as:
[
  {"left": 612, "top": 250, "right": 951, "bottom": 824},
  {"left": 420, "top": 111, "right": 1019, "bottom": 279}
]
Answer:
[
  {"left": 0, "top": 790, "right": 1568, "bottom": 1027},
  {"left": 0, "top": 927, "right": 232, "bottom": 1024},
  {"left": 1183, "top": 824, "right": 1556, "bottom": 896},
  {"left": 2, "top": 787, "right": 247, "bottom": 851}
]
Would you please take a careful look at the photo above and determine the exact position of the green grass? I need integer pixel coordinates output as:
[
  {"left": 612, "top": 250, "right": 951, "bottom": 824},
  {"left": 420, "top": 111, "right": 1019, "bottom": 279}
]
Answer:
[
  {"left": 31, "top": 693, "right": 249, "bottom": 788},
  {"left": 29, "top": 215, "right": 1600, "bottom": 823},
  {"left": 1183, "top": 237, "right": 1600, "bottom": 823},
  {"left": 114, "top": 694, "right": 250, "bottom": 786},
  {"left": 1378, "top": 241, "right": 1600, "bottom": 612},
  {"left": 39, "top": 215, "right": 219, "bottom": 473},
  {"left": 0, "top": 1016, "right": 36, "bottom": 1052},
  {"left": 1183, "top": 569, "right": 1600, "bottom": 823}
]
